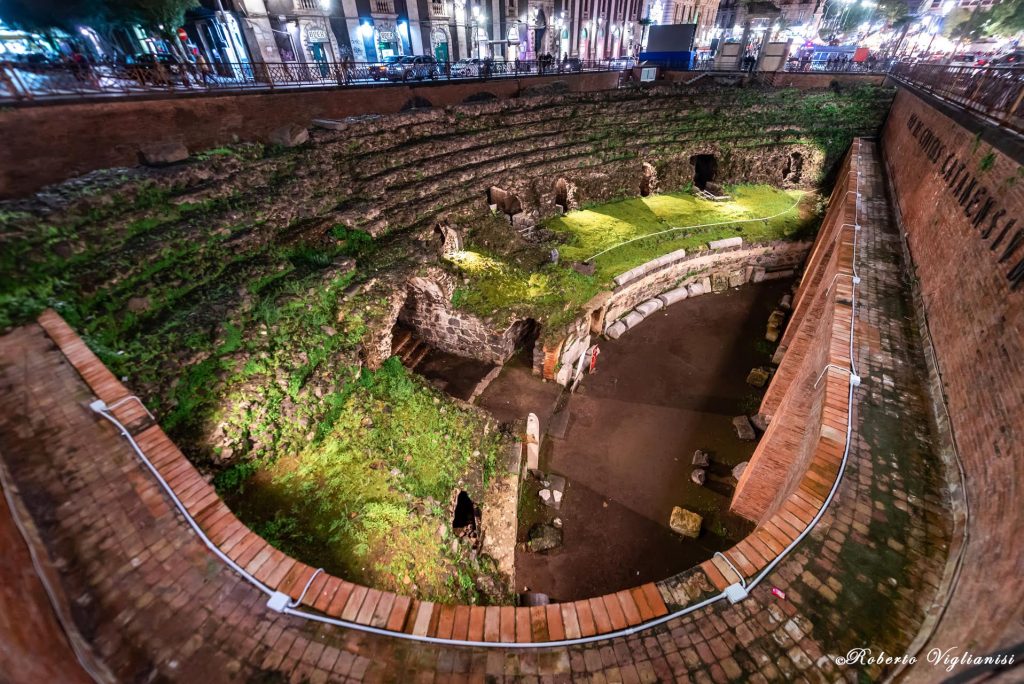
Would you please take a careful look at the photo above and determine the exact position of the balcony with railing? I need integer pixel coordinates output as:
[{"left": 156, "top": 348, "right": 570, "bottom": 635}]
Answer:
[
  {"left": 373, "top": 0, "right": 396, "bottom": 14},
  {"left": 431, "top": 0, "right": 448, "bottom": 17},
  {"left": 295, "top": 0, "right": 321, "bottom": 10}
]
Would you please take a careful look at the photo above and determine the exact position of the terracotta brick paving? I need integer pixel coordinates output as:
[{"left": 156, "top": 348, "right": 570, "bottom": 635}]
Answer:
[{"left": 0, "top": 140, "right": 954, "bottom": 681}]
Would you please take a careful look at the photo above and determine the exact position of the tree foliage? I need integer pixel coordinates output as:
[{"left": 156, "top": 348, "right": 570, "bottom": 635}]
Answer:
[
  {"left": 944, "top": 0, "right": 1024, "bottom": 41},
  {"left": 0, "top": 0, "right": 197, "bottom": 33}
]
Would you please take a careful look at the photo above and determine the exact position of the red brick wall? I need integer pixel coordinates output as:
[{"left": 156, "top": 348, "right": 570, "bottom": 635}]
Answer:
[
  {"left": 731, "top": 146, "right": 859, "bottom": 522},
  {"left": 882, "top": 89, "right": 1024, "bottom": 663},
  {"left": 0, "top": 72, "right": 618, "bottom": 199}
]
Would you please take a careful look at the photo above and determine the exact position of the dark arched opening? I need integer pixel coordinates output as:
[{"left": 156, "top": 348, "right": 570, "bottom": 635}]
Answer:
[
  {"left": 453, "top": 491, "right": 476, "bottom": 530},
  {"left": 554, "top": 178, "right": 569, "bottom": 212},
  {"left": 690, "top": 154, "right": 718, "bottom": 190},
  {"left": 783, "top": 151, "right": 804, "bottom": 184}
]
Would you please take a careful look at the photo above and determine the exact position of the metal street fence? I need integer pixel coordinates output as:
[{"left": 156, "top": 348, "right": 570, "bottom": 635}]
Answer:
[
  {"left": 889, "top": 62, "right": 1024, "bottom": 134},
  {"left": 0, "top": 58, "right": 630, "bottom": 103}
]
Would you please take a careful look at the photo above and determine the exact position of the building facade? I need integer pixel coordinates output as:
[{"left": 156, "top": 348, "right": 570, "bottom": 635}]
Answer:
[
  {"left": 223, "top": 0, "right": 645, "bottom": 63},
  {"left": 713, "top": 0, "right": 822, "bottom": 41},
  {"left": 644, "top": 0, "right": 721, "bottom": 48}
]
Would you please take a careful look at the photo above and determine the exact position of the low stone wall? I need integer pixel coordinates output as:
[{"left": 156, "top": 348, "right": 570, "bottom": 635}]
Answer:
[
  {"left": 399, "top": 273, "right": 529, "bottom": 365},
  {"left": 604, "top": 240, "right": 811, "bottom": 325}
]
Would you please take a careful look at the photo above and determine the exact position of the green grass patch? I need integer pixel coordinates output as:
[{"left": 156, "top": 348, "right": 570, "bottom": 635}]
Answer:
[{"left": 449, "top": 185, "right": 817, "bottom": 332}]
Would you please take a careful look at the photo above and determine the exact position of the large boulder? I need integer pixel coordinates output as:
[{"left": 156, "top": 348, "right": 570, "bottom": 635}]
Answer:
[{"left": 669, "top": 507, "right": 702, "bottom": 538}]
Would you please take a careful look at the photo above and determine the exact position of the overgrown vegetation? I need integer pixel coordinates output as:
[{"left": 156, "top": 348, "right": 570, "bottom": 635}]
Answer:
[{"left": 448, "top": 185, "right": 817, "bottom": 331}]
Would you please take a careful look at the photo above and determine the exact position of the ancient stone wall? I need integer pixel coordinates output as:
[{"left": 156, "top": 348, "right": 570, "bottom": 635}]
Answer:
[
  {"left": 881, "top": 87, "right": 1024, "bottom": 668},
  {"left": 399, "top": 273, "right": 530, "bottom": 365},
  {"left": 604, "top": 240, "right": 810, "bottom": 323}
]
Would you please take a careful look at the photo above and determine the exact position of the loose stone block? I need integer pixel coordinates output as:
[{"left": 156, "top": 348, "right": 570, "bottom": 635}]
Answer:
[
  {"left": 139, "top": 142, "right": 188, "bottom": 166},
  {"left": 268, "top": 124, "right": 309, "bottom": 148},
  {"left": 712, "top": 273, "right": 730, "bottom": 293},
  {"left": 701, "top": 277, "right": 712, "bottom": 293},
  {"left": 657, "top": 287, "right": 689, "bottom": 307},
  {"left": 692, "top": 449, "right": 710, "bottom": 467},
  {"left": 686, "top": 282, "right": 705, "bottom": 297},
  {"left": 708, "top": 236, "right": 743, "bottom": 250},
  {"left": 751, "top": 266, "right": 767, "bottom": 283},
  {"left": 746, "top": 367, "right": 771, "bottom": 388},
  {"left": 750, "top": 414, "right": 769, "bottom": 432},
  {"left": 669, "top": 507, "right": 702, "bottom": 538},
  {"left": 691, "top": 469, "right": 706, "bottom": 486},
  {"left": 635, "top": 299, "right": 663, "bottom": 317},
  {"left": 780, "top": 293, "right": 793, "bottom": 310},
  {"left": 732, "top": 461, "right": 749, "bottom": 480},
  {"left": 728, "top": 270, "right": 746, "bottom": 288},
  {"left": 622, "top": 311, "right": 646, "bottom": 329},
  {"left": 605, "top": 321, "right": 627, "bottom": 339},
  {"left": 732, "top": 415, "right": 756, "bottom": 441}
]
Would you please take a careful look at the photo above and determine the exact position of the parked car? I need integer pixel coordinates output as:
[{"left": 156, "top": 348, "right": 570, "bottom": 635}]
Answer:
[
  {"left": 991, "top": 50, "right": 1024, "bottom": 67},
  {"left": 368, "top": 55, "right": 400, "bottom": 80},
  {"left": 387, "top": 55, "right": 440, "bottom": 81},
  {"left": 130, "top": 53, "right": 189, "bottom": 85},
  {"left": 452, "top": 58, "right": 483, "bottom": 77},
  {"left": 560, "top": 57, "right": 583, "bottom": 72}
]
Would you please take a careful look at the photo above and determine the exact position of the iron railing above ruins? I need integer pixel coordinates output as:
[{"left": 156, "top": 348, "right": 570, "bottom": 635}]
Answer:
[
  {"left": 0, "top": 57, "right": 627, "bottom": 103},
  {"left": 889, "top": 62, "right": 1024, "bottom": 135}
]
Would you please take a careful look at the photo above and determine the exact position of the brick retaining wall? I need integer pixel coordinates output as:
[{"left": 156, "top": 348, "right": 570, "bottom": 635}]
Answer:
[
  {"left": 881, "top": 87, "right": 1024, "bottom": 667},
  {"left": 0, "top": 71, "right": 618, "bottom": 199}
]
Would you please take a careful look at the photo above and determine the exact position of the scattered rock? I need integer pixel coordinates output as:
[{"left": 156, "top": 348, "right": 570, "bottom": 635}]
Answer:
[
  {"left": 766, "top": 309, "right": 786, "bottom": 342},
  {"left": 686, "top": 282, "right": 705, "bottom": 297},
  {"left": 139, "top": 142, "right": 188, "bottom": 166},
  {"left": 572, "top": 261, "right": 596, "bottom": 276},
  {"left": 746, "top": 367, "right": 771, "bottom": 388},
  {"left": 733, "top": 461, "right": 749, "bottom": 480},
  {"left": 539, "top": 488, "right": 552, "bottom": 503},
  {"left": 268, "top": 124, "right": 309, "bottom": 148},
  {"left": 692, "top": 449, "right": 710, "bottom": 467},
  {"left": 527, "top": 523, "right": 563, "bottom": 552},
  {"left": 552, "top": 517, "right": 563, "bottom": 529},
  {"left": 750, "top": 414, "right": 769, "bottom": 432},
  {"left": 669, "top": 507, "right": 702, "bottom": 538},
  {"left": 732, "top": 415, "right": 756, "bottom": 441},
  {"left": 708, "top": 236, "right": 743, "bottom": 250},
  {"left": 321, "top": 325, "right": 337, "bottom": 337},
  {"left": 126, "top": 296, "right": 151, "bottom": 313},
  {"left": 691, "top": 469, "right": 706, "bottom": 486},
  {"left": 780, "top": 294, "right": 793, "bottom": 310}
]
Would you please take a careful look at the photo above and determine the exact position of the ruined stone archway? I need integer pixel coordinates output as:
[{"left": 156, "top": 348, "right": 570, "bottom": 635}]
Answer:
[
  {"left": 553, "top": 178, "right": 578, "bottom": 213},
  {"left": 433, "top": 222, "right": 463, "bottom": 255},
  {"left": 487, "top": 186, "right": 523, "bottom": 217},
  {"left": 783, "top": 151, "right": 804, "bottom": 184},
  {"left": 690, "top": 154, "right": 718, "bottom": 190}
]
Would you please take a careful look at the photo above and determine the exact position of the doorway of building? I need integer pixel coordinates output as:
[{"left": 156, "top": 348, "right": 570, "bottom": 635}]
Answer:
[{"left": 310, "top": 42, "right": 329, "bottom": 77}]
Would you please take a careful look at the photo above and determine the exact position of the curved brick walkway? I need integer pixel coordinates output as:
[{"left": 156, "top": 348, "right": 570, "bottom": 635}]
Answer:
[{"left": 0, "top": 141, "right": 954, "bottom": 681}]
